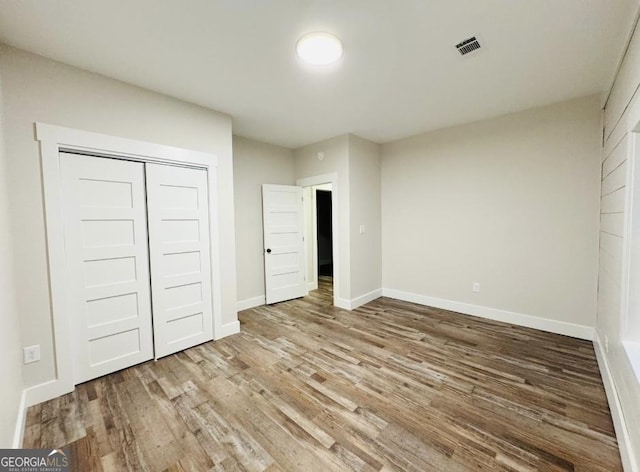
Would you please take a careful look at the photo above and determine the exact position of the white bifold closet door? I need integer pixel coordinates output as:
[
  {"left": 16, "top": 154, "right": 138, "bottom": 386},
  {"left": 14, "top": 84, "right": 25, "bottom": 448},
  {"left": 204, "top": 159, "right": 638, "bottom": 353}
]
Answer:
[
  {"left": 145, "top": 164, "right": 214, "bottom": 359},
  {"left": 61, "top": 153, "right": 154, "bottom": 384}
]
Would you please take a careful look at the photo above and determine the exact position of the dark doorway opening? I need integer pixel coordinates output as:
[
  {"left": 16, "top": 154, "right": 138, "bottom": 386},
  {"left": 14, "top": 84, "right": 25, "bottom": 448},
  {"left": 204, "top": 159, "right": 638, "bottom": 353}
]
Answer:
[{"left": 316, "top": 189, "right": 333, "bottom": 277}]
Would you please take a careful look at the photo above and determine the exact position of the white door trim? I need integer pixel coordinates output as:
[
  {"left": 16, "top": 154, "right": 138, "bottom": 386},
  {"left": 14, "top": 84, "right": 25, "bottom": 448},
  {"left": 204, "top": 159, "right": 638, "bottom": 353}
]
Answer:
[
  {"left": 34, "top": 122, "right": 223, "bottom": 406},
  {"left": 296, "top": 173, "right": 343, "bottom": 308}
]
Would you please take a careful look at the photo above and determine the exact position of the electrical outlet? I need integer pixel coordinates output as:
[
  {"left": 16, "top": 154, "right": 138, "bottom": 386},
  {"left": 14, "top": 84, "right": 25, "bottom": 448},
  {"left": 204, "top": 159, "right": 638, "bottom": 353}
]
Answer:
[
  {"left": 472, "top": 282, "right": 480, "bottom": 293},
  {"left": 23, "top": 345, "right": 40, "bottom": 364},
  {"left": 604, "top": 335, "right": 609, "bottom": 354}
]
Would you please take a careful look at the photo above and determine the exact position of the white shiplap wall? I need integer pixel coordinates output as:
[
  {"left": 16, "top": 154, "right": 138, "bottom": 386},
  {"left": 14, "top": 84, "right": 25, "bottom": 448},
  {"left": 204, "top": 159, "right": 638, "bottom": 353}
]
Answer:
[{"left": 598, "top": 14, "right": 640, "bottom": 471}]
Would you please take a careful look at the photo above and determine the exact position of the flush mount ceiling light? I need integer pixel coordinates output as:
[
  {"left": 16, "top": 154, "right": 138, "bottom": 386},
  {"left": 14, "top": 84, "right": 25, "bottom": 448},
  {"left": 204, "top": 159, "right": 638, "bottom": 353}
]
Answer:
[{"left": 296, "top": 32, "right": 343, "bottom": 66}]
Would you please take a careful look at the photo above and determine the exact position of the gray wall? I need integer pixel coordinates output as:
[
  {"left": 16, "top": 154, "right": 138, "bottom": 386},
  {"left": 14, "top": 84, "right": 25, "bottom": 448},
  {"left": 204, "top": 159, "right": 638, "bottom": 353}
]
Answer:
[
  {"left": 233, "top": 136, "right": 295, "bottom": 303},
  {"left": 381, "top": 95, "right": 602, "bottom": 328},
  {"left": 348, "top": 135, "right": 382, "bottom": 299},
  {"left": 0, "top": 64, "right": 24, "bottom": 448},
  {"left": 0, "top": 44, "right": 238, "bottom": 389},
  {"left": 294, "top": 134, "right": 382, "bottom": 306}
]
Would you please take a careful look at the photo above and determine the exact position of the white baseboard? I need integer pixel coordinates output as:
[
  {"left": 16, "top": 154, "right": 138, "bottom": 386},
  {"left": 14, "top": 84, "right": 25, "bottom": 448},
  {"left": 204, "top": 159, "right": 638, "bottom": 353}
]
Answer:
[
  {"left": 236, "top": 288, "right": 382, "bottom": 312},
  {"left": 24, "top": 379, "right": 73, "bottom": 408},
  {"left": 350, "top": 289, "right": 383, "bottom": 310},
  {"left": 594, "top": 333, "right": 638, "bottom": 472},
  {"left": 334, "top": 297, "right": 351, "bottom": 310},
  {"left": 237, "top": 296, "right": 265, "bottom": 312},
  {"left": 12, "top": 389, "right": 26, "bottom": 448},
  {"left": 381, "top": 288, "right": 594, "bottom": 340},
  {"left": 217, "top": 320, "right": 240, "bottom": 339},
  {"left": 332, "top": 290, "right": 382, "bottom": 310}
]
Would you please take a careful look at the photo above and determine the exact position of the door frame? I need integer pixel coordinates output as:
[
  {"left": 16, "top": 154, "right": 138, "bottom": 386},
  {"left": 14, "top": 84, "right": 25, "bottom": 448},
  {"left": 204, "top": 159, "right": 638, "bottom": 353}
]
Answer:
[
  {"left": 33, "top": 122, "right": 222, "bottom": 406},
  {"left": 296, "top": 173, "right": 342, "bottom": 308},
  {"left": 314, "top": 188, "right": 333, "bottom": 281},
  {"left": 304, "top": 184, "right": 332, "bottom": 291}
]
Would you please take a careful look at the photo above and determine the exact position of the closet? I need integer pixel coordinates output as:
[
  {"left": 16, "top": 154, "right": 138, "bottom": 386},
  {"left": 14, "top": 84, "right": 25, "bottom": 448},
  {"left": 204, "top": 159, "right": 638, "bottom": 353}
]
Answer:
[{"left": 60, "top": 152, "right": 214, "bottom": 384}]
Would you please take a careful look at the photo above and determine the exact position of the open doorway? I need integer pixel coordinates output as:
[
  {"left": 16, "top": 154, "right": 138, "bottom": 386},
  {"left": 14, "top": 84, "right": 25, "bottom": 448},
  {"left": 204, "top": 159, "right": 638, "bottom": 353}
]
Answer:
[
  {"left": 314, "top": 187, "right": 333, "bottom": 300},
  {"left": 299, "top": 175, "right": 339, "bottom": 306},
  {"left": 316, "top": 189, "right": 333, "bottom": 278}
]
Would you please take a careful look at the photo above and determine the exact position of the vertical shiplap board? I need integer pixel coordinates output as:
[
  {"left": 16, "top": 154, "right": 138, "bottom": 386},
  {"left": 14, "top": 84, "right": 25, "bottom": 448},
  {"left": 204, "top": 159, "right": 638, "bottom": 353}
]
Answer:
[
  {"left": 605, "top": 26, "right": 640, "bottom": 140},
  {"left": 599, "top": 17, "right": 640, "bottom": 469}
]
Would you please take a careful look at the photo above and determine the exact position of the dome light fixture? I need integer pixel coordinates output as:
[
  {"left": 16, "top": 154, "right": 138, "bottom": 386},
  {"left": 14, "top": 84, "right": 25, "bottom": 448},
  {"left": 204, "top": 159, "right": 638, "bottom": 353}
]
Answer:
[{"left": 296, "top": 32, "right": 343, "bottom": 66}]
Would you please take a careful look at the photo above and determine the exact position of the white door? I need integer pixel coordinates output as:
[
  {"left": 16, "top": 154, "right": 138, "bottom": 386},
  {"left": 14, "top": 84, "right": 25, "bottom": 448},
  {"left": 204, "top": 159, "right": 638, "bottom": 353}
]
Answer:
[
  {"left": 146, "top": 164, "right": 214, "bottom": 358},
  {"left": 60, "top": 153, "right": 154, "bottom": 384},
  {"left": 262, "top": 184, "right": 307, "bottom": 304}
]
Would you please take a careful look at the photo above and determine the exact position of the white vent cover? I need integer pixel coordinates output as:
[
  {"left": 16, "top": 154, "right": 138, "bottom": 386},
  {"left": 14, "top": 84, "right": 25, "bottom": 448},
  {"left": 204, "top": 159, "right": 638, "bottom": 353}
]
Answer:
[{"left": 455, "top": 36, "right": 481, "bottom": 56}]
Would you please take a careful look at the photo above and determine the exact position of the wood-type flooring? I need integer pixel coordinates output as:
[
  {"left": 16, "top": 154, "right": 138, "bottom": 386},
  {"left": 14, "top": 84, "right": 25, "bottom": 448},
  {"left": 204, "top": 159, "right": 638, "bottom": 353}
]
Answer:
[{"left": 23, "top": 277, "right": 621, "bottom": 471}]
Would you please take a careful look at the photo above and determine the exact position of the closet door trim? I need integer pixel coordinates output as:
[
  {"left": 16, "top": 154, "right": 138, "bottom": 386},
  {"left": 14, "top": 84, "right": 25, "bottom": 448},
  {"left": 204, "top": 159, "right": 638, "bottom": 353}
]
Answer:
[{"left": 34, "top": 122, "right": 223, "bottom": 407}]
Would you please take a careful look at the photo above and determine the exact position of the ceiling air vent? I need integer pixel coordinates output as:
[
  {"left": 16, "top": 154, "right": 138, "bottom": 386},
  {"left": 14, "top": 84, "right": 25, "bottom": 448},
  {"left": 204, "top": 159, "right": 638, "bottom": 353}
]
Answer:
[{"left": 455, "top": 36, "right": 481, "bottom": 56}]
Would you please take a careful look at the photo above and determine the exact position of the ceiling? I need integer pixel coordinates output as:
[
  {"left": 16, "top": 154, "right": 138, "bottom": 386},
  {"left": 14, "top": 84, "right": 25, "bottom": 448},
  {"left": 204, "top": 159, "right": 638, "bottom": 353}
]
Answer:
[{"left": 0, "top": 0, "right": 637, "bottom": 148}]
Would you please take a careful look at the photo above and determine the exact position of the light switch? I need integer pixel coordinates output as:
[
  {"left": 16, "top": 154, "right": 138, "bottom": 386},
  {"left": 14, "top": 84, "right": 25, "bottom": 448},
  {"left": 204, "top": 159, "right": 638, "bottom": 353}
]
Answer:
[{"left": 359, "top": 224, "right": 366, "bottom": 234}]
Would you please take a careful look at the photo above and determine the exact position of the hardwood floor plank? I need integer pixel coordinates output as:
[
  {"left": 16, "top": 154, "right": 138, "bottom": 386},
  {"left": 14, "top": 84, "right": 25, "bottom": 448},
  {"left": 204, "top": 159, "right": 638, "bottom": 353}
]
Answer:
[
  {"left": 67, "top": 426, "right": 103, "bottom": 472},
  {"left": 23, "top": 276, "right": 622, "bottom": 471}
]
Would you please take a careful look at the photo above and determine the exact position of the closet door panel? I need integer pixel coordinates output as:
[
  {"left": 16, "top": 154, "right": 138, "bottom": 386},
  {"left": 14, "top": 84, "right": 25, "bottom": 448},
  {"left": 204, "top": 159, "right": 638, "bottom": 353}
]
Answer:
[
  {"left": 146, "top": 164, "right": 214, "bottom": 358},
  {"left": 60, "top": 153, "right": 154, "bottom": 384}
]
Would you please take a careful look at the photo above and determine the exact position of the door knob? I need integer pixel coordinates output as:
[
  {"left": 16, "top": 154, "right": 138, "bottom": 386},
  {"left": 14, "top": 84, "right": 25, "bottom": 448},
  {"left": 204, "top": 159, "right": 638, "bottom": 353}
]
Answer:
[{"left": 266, "top": 248, "right": 272, "bottom": 253}]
